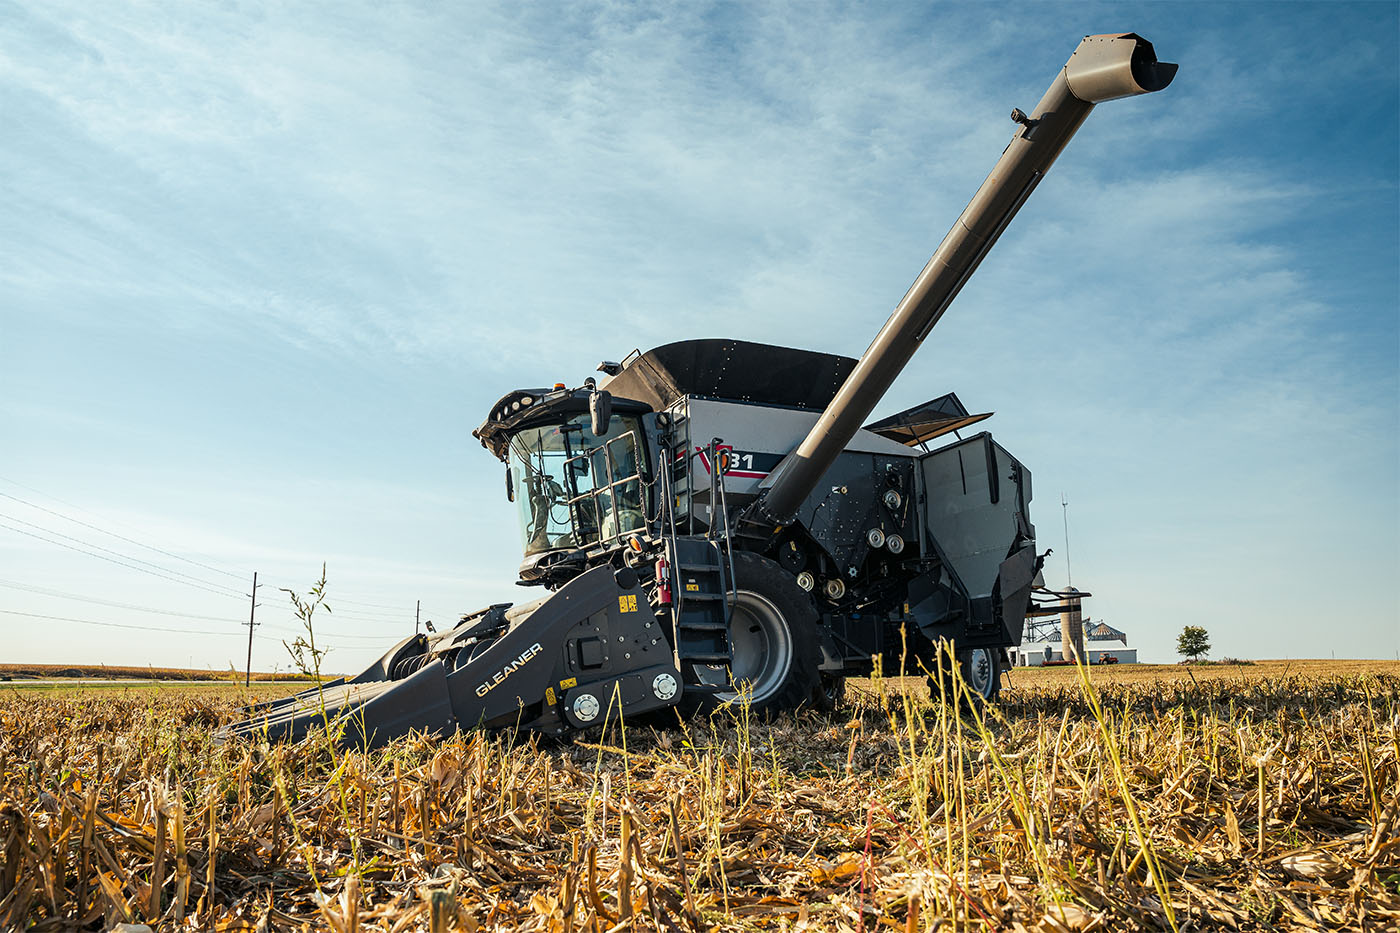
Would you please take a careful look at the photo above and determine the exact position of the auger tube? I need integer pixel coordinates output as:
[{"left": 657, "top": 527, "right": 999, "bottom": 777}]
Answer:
[{"left": 754, "top": 34, "right": 1176, "bottom": 524}]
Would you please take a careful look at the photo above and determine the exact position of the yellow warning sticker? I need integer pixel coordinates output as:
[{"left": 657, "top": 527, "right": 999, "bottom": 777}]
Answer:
[
  {"left": 685, "top": 583, "right": 700, "bottom": 592},
  {"left": 618, "top": 594, "right": 638, "bottom": 612},
  {"left": 545, "top": 686, "right": 557, "bottom": 706},
  {"left": 559, "top": 677, "right": 578, "bottom": 690}
]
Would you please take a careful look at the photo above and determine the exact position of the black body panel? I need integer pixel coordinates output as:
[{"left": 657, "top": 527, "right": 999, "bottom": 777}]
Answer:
[
  {"left": 602, "top": 339, "right": 857, "bottom": 412},
  {"left": 222, "top": 565, "right": 682, "bottom": 747}
]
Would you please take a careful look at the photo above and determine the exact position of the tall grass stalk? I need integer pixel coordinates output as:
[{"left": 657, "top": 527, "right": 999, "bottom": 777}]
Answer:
[{"left": 1072, "top": 658, "right": 1179, "bottom": 932}]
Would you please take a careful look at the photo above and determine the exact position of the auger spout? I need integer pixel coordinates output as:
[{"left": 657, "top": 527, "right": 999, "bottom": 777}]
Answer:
[{"left": 753, "top": 34, "right": 1175, "bottom": 524}]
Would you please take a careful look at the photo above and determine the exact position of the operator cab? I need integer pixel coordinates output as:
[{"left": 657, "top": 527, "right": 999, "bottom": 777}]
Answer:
[{"left": 474, "top": 385, "right": 654, "bottom": 585}]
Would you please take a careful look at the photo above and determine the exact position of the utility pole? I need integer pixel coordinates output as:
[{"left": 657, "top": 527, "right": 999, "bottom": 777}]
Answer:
[
  {"left": 1060, "top": 492, "right": 1073, "bottom": 588},
  {"left": 244, "top": 572, "right": 260, "bottom": 687},
  {"left": 415, "top": 599, "right": 421, "bottom": 635}
]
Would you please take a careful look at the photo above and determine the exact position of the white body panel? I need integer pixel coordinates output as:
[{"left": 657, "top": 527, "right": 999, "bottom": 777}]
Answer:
[{"left": 676, "top": 397, "right": 912, "bottom": 497}]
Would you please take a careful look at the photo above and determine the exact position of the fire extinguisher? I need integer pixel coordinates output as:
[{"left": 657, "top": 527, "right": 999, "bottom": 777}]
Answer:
[{"left": 655, "top": 556, "right": 672, "bottom": 606}]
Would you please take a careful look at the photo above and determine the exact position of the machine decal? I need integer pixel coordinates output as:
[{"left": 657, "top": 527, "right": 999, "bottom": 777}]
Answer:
[
  {"left": 559, "top": 677, "right": 578, "bottom": 689},
  {"left": 545, "top": 686, "right": 557, "bottom": 706},
  {"left": 618, "top": 594, "right": 638, "bottom": 613},
  {"left": 693, "top": 446, "right": 782, "bottom": 480},
  {"left": 474, "top": 642, "right": 544, "bottom": 697}
]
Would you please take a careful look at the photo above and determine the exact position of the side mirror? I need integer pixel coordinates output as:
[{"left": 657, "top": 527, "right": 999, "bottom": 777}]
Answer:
[
  {"left": 589, "top": 389, "right": 612, "bottom": 436},
  {"left": 505, "top": 465, "right": 515, "bottom": 502}
]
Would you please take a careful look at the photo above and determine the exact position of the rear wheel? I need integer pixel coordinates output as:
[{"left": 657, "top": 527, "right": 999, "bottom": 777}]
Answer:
[
  {"left": 696, "top": 552, "right": 821, "bottom": 716},
  {"left": 960, "top": 646, "right": 1000, "bottom": 702},
  {"left": 928, "top": 645, "right": 1002, "bottom": 705}
]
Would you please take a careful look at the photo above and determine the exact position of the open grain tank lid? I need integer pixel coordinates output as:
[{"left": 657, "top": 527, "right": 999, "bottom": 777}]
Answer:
[
  {"left": 862, "top": 392, "right": 992, "bottom": 447},
  {"left": 600, "top": 339, "right": 858, "bottom": 411}
]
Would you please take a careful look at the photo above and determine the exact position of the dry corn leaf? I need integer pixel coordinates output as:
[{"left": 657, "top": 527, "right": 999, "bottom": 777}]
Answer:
[
  {"left": 811, "top": 855, "right": 864, "bottom": 885},
  {"left": 1281, "top": 849, "right": 1349, "bottom": 882},
  {"left": 1043, "top": 903, "right": 1097, "bottom": 930},
  {"left": 1224, "top": 803, "right": 1241, "bottom": 855}
]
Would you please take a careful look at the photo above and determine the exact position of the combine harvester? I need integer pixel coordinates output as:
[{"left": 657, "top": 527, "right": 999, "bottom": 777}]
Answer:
[{"left": 228, "top": 33, "right": 1176, "bottom": 747}]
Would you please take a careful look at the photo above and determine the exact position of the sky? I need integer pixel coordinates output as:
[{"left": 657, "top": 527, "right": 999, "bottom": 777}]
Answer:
[{"left": 2, "top": 1, "right": 1396, "bottom": 674}]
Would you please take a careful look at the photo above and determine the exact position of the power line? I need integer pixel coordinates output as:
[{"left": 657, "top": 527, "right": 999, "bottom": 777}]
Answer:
[
  {"left": 1, "top": 580, "right": 423, "bottom": 641},
  {"left": 0, "top": 609, "right": 383, "bottom": 659},
  {"left": 258, "top": 586, "right": 442, "bottom": 615},
  {"left": 0, "top": 481, "right": 469, "bottom": 620},
  {"left": 253, "top": 629, "right": 388, "bottom": 651},
  {"left": 0, "top": 481, "right": 460, "bottom": 635},
  {"left": 306, "top": 594, "right": 416, "bottom": 611},
  {"left": 0, "top": 489, "right": 249, "bottom": 580},
  {"left": 253, "top": 599, "right": 414, "bottom": 621},
  {"left": 259, "top": 618, "right": 405, "bottom": 641},
  {"left": 251, "top": 591, "right": 427, "bottom": 623},
  {"left": 322, "top": 607, "right": 424, "bottom": 619},
  {"left": 0, "top": 521, "right": 247, "bottom": 600},
  {"left": 0, "top": 512, "right": 247, "bottom": 596},
  {"left": 1, "top": 608, "right": 247, "bottom": 636},
  {"left": 257, "top": 580, "right": 457, "bottom": 615},
  {"left": 0, "top": 579, "right": 245, "bottom": 624}
]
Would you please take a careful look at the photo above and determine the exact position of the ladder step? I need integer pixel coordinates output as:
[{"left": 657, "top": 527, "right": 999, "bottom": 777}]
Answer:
[
  {"left": 680, "top": 654, "right": 732, "bottom": 663},
  {"left": 677, "top": 621, "right": 727, "bottom": 632},
  {"left": 679, "top": 592, "right": 725, "bottom": 601},
  {"left": 678, "top": 562, "right": 724, "bottom": 572}
]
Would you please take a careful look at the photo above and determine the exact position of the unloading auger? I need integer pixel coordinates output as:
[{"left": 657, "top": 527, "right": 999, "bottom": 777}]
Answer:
[{"left": 225, "top": 34, "right": 1175, "bottom": 748}]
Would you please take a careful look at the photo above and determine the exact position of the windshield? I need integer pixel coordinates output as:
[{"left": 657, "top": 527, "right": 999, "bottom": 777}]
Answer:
[{"left": 508, "top": 414, "right": 647, "bottom": 555}]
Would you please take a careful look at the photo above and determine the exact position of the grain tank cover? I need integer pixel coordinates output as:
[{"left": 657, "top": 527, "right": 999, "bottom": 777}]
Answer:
[
  {"left": 863, "top": 393, "right": 993, "bottom": 447},
  {"left": 600, "top": 339, "right": 857, "bottom": 411}
]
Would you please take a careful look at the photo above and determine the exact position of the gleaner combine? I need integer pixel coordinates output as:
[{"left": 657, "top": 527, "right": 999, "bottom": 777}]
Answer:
[{"left": 229, "top": 33, "right": 1176, "bottom": 747}]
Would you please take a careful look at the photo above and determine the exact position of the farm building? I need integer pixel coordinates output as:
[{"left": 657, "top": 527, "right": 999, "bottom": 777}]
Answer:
[
  {"left": 1011, "top": 620, "right": 1138, "bottom": 666},
  {"left": 1010, "top": 643, "right": 1138, "bottom": 666}
]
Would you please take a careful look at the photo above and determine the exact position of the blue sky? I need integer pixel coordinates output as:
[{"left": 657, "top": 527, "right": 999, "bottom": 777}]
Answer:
[{"left": 2, "top": 2, "right": 1396, "bottom": 673}]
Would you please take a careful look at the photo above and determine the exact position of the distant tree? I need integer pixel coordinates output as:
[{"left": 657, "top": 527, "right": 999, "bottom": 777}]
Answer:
[{"left": 1177, "top": 625, "right": 1211, "bottom": 662}]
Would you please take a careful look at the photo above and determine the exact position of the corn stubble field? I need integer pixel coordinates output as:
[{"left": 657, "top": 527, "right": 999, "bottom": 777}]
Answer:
[{"left": 1, "top": 664, "right": 1397, "bottom": 932}]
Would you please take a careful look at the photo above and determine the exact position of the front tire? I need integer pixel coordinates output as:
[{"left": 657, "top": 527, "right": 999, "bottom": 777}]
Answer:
[{"left": 700, "top": 551, "right": 821, "bottom": 716}]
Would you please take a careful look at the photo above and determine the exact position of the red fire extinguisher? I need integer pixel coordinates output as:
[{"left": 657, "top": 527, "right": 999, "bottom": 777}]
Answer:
[{"left": 655, "top": 556, "right": 672, "bottom": 605}]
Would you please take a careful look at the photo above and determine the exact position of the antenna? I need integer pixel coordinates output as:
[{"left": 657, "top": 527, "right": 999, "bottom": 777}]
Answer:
[{"left": 1061, "top": 493, "right": 1073, "bottom": 588}]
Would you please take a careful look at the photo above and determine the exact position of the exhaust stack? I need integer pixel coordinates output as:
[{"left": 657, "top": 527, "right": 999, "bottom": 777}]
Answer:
[{"left": 755, "top": 34, "right": 1175, "bottom": 523}]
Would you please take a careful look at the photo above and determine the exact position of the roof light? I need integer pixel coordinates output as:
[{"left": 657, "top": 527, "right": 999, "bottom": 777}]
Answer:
[
  {"left": 520, "top": 396, "right": 533, "bottom": 406},
  {"left": 553, "top": 382, "right": 566, "bottom": 391}
]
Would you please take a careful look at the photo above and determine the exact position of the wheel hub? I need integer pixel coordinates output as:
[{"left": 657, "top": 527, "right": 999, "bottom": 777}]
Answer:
[
  {"left": 965, "top": 648, "right": 994, "bottom": 697},
  {"left": 716, "top": 590, "right": 794, "bottom": 706}
]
